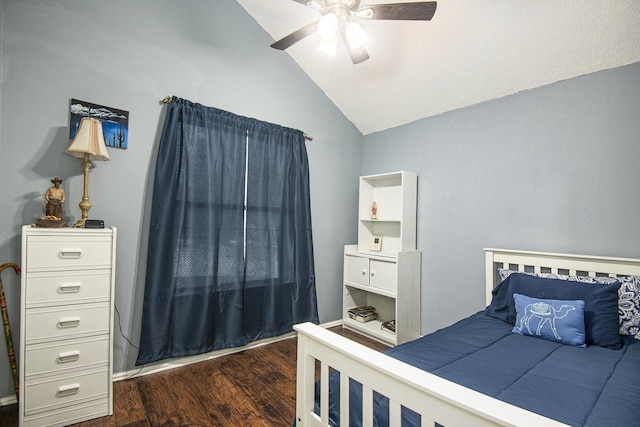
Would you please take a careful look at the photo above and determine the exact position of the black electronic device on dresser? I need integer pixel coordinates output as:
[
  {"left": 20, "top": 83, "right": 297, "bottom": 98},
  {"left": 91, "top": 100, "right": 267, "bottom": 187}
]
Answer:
[{"left": 85, "top": 219, "right": 105, "bottom": 228}]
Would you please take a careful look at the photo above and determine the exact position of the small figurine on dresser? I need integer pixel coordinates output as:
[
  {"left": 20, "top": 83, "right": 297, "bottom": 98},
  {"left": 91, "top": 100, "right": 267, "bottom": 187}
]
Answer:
[
  {"left": 45, "top": 177, "right": 65, "bottom": 217},
  {"left": 37, "top": 178, "right": 66, "bottom": 227}
]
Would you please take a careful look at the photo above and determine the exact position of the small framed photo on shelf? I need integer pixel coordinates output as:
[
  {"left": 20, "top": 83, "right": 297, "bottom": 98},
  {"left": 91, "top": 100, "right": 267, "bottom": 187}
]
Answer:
[{"left": 370, "top": 234, "right": 382, "bottom": 252}]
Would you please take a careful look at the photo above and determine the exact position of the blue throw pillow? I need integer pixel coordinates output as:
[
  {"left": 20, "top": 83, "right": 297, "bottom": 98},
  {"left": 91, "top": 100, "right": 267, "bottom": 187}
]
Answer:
[
  {"left": 498, "top": 269, "right": 640, "bottom": 341},
  {"left": 486, "top": 272, "right": 622, "bottom": 349},
  {"left": 512, "top": 293, "right": 586, "bottom": 347}
]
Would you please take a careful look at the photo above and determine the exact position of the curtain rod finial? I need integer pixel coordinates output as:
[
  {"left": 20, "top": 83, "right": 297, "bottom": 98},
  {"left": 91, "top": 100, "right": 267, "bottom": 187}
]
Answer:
[
  {"left": 303, "top": 133, "right": 313, "bottom": 141},
  {"left": 162, "top": 96, "right": 172, "bottom": 104}
]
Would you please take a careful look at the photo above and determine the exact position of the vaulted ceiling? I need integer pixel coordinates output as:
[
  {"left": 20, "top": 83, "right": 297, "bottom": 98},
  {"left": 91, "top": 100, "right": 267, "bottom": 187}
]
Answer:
[{"left": 236, "top": 0, "right": 640, "bottom": 135}]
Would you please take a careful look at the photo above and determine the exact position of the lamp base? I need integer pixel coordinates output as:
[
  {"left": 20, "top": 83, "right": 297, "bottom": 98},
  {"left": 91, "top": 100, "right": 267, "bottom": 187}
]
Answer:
[
  {"left": 73, "top": 158, "right": 93, "bottom": 228},
  {"left": 74, "top": 190, "right": 92, "bottom": 228},
  {"left": 73, "top": 219, "right": 88, "bottom": 228}
]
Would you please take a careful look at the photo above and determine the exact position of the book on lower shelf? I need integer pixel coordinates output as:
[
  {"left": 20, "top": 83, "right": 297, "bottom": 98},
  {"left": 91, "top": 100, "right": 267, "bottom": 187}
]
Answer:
[
  {"left": 381, "top": 319, "right": 396, "bottom": 333},
  {"left": 347, "top": 306, "right": 378, "bottom": 323}
]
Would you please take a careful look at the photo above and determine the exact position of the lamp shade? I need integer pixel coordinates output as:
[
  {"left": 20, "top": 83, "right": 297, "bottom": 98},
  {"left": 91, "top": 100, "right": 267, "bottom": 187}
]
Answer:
[{"left": 66, "top": 117, "right": 110, "bottom": 161}]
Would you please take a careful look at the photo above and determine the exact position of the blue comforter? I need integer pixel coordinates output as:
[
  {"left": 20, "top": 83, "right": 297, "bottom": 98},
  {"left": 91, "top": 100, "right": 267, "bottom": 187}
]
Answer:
[{"left": 320, "top": 312, "right": 640, "bottom": 426}]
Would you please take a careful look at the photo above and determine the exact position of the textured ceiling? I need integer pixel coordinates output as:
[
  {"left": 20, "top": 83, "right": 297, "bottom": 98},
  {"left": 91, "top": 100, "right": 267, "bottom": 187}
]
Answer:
[{"left": 236, "top": 0, "right": 640, "bottom": 135}]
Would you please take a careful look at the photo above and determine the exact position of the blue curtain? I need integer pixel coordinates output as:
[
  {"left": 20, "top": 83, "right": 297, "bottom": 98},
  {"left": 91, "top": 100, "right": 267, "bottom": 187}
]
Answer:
[{"left": 136, "top": 98, "right": 318, "bottom": 365}]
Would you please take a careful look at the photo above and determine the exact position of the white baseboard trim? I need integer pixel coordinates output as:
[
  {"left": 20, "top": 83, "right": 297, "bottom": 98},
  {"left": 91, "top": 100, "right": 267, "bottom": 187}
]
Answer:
[
  {"left": 113, "top": 320, "right": 342, "bottom": 382},
  {"left": 320, "top": 319, "right": 343, "bottom": 329},
  {"left": 113, "top": 331, "right": 297, "bottom": 381},
  {"left": 0, "top": 395, "right": 17, "bottom": 407}
]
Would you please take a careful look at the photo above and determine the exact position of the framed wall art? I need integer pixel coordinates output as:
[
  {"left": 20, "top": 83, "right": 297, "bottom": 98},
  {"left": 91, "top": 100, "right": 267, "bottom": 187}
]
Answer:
[{"left": 69, "top": 99, "right": 129, "bottom": 149}]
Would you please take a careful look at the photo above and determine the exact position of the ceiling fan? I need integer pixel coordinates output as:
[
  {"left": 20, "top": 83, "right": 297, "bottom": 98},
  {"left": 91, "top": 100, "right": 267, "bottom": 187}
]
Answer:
[{"left": 271, "top": 0, "right": 437, "bottom": 64}]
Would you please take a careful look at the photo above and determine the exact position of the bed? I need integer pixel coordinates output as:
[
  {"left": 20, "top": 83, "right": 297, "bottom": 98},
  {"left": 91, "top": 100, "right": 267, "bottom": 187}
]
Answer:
[{"left": 294, "top": 248, "right": 640, "bottom": 426}]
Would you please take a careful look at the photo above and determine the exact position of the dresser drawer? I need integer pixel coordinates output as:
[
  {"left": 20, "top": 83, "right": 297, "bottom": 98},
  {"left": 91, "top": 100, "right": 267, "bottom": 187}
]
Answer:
[
  {"left": 24, "top": 369, "right": 108, "bottom": 416},
  {"left": 26, "top": 236, "right": 112, "bottom": 272},
  {"left": 25, "top": 271, "right": 111, "bottom": 308},
  {"left": 25, "top": 336, "right": 109, "bottom": 379},
  {"left": 23, "top": 398, "right": 109, "bottom": 427},
  {"left": 25, "top": 303, "right": 110, "bottom": 344}
]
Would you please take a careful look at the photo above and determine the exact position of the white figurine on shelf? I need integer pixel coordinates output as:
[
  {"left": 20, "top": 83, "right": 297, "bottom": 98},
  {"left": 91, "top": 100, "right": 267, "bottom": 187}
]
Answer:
[{"left": 371, "top": 201, "right": 377, "bottom": 220}]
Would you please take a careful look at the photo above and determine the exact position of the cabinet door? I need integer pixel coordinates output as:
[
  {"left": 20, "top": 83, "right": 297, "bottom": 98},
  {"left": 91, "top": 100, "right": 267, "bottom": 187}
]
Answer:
[
  {"left": 344, "top": 255, "right": 369, "bottom": 286},
  {"left": 369, "top": 259, "right": 397, "bottom": 293}
]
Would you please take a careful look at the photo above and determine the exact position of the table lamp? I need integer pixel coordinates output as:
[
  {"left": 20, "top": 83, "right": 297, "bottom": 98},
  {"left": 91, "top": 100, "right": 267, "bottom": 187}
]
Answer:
[{"left": 65, "top": 117, "right": 110, "bottom": 227}]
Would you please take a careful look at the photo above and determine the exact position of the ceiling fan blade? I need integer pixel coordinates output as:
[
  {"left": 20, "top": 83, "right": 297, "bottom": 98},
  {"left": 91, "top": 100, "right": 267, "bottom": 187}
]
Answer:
[
  {"left": 358, "top": 2, "right": 437, "bottom": 21},
  {"left": 294, "top": 0, "right": 325, "bottom": 10},
  {"left": 271, "top": 21, "right": 318, "bottom": 50},
  {"left": 340, "top": 29, "right": 370, "bottom": 64}
]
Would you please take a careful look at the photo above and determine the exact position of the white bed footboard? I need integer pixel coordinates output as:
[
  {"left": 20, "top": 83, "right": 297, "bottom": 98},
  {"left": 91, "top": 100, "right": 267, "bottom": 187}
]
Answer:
[{"left": 294, "top": 322, "right": 567, "bottom": 427}]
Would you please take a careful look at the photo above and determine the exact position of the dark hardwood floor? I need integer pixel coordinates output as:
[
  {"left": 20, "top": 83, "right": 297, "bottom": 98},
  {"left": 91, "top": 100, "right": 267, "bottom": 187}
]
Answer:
[{"left": 0, "top": 326, "right": 388, "bottom": 427}]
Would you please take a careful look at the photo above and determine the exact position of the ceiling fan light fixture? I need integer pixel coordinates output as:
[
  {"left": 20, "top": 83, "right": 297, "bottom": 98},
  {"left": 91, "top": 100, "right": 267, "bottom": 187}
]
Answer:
[
  {"left": 271, "top": 0, "right": 438, "bottom": 64},
  {"left": 318, "top": 36, "right": 338, "bottom": 56},
  {"left": 345, "top": 22, "right": 367, "bottom": 49},
  {"left": 317, "top": 12, "right": 339, "bottom": 39}
]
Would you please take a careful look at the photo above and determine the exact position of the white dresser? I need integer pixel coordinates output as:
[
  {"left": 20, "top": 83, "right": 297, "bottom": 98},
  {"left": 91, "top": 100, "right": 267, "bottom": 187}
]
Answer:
[{"left": 19, "top": 225, "right": 116, "bottom": 426}]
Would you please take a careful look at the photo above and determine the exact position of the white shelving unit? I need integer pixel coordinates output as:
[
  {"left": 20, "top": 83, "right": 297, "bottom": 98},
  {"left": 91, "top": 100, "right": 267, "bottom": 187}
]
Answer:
[
  {"left": 357, "top": 171, "right": 417, "bottom": 257},
  {"left": 343, "top": 171, "right": 421, "bottom": 346}
]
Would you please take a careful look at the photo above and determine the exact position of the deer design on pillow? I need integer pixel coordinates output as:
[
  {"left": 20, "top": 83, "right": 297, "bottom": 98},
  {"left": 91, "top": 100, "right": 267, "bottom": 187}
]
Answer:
[{"left": 516, "top": 301, "right": 576, "bottom": 340}]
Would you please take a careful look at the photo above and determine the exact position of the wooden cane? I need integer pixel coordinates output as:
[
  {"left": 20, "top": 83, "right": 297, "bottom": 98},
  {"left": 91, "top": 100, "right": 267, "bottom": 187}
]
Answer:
[{"left": 0, "top": 262, "right": 20, "bottom": 399}]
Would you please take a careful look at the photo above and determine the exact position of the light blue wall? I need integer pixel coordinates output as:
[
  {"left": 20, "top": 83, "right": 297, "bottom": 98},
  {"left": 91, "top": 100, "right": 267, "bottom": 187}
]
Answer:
[
  {"left": 363, "top": 62, "right": 640, "bottom": 335},
  {"left": 0, "top": 0, "right": 362, "bottom": 398},
  {"left": 2, "top": 0, "right": 639, "bottom": 404}
]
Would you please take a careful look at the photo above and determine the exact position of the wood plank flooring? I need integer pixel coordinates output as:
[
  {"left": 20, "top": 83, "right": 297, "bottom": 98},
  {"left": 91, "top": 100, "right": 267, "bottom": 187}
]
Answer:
[{"left": 0, "top": 326, "right": 388, "bottom": 427}]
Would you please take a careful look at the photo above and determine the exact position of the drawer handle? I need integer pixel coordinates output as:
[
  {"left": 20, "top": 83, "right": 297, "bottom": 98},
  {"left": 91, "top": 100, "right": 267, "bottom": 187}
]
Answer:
[
  {"left": 59, "top": 250, "right": 82, "bottom": 259},
  {"left": 57, "top": 350, "right": 81, "bottom": 363},
  {"left": 371, "top": 270, "right": 375, "bottom": 277},
  {"left": 361, "top": 269, "right": 367, "bottom": 275},
  {"left": 58, "top": 317, "right": 81, "bottom": 328},
  {"left": 56, "top": 383, "right": 80, "bottom": 397},
  {"left": 58, "top": 283, "right": 82, "bottom": 294}
]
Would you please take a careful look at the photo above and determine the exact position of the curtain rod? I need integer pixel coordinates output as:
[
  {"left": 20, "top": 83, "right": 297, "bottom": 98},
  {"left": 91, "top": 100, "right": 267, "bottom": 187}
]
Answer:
[{"left": 161, "top": 96, "right": 313, "bottom": 141}]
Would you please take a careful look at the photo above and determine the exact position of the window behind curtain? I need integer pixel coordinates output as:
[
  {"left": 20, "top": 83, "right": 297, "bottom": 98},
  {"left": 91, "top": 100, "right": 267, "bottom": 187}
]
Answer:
[{"left": 136, "top": 98, "right": 318, "bottom": 365}]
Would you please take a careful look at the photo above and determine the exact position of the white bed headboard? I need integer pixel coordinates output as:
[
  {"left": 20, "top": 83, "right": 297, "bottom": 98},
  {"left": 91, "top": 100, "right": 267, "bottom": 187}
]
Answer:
[{"left": 484, "top": 248, "right": 640, "bottom": 306}]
